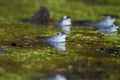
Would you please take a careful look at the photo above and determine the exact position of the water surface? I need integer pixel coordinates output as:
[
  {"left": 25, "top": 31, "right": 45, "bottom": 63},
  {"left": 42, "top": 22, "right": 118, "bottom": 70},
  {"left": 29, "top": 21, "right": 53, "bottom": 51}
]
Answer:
[{"left": 0, "top": 0, "right": 120, "bottom": 80}]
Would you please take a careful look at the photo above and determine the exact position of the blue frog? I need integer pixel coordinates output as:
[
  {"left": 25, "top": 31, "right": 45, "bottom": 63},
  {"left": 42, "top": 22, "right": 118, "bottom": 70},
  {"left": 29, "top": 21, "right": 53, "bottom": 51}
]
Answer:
[
  {"left": 56, "top": 16, "right": 72, "bottom": 26},
  {"left": 46, "top": 32, "right": 66, "bottom": 42},
  {"left": 36, "top": 32, "right": 67, "bottom": 43},
  {"left": 91, "top": 16, "right": 115, "bottom": 29}
]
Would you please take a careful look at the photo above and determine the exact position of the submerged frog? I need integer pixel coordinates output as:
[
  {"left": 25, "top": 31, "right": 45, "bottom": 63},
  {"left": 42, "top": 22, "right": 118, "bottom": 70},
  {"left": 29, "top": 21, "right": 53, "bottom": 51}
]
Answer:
[{"left": 91, "top": 16, "right": 116, "bottom": 29}]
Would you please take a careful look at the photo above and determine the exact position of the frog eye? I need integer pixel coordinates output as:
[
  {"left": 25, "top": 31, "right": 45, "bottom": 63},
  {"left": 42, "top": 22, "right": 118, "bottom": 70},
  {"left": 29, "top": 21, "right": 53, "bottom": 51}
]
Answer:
[{"left": 57, "top": 32, "right": 61, "bottom": 35}]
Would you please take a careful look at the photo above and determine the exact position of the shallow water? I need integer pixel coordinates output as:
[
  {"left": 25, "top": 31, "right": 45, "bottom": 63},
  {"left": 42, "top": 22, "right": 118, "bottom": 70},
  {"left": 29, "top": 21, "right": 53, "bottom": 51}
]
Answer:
[
  {"left": 1, "top": 25, "right": 120, "bottom": 80},
  {"left": 0, "top": 0, "right": 120, "bottom": 80},
  {"left": 28, "top": 25, "right": 120, "bottom": 80}
]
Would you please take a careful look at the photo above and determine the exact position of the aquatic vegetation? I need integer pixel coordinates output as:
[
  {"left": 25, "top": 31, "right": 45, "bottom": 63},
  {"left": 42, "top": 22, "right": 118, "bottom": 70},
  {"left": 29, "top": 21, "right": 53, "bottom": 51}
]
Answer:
[{"left": 0, "top": 0, "right": 120, "bottom": 80}]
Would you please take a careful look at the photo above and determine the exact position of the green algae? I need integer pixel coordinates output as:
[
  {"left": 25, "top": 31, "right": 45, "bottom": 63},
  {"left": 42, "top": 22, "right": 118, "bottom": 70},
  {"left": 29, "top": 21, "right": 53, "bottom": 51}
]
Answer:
[{"left": 0, "top": 0, "right": 120, "bottom": 80}]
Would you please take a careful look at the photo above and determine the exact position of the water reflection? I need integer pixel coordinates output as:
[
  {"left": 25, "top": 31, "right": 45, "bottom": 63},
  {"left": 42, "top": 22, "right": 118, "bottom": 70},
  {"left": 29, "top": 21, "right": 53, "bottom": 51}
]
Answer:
[
  {"left": 99, "top": 24, "right": 119, "bottom": 33},
  {"left": 47, "top": 42, "right": 66, "bottom": 51},
  {"left": 35, "top": 74, "right": 66, "bottom": 80},
  {"left": 57, "top": 25, "right": 71, "bottom": 34}
]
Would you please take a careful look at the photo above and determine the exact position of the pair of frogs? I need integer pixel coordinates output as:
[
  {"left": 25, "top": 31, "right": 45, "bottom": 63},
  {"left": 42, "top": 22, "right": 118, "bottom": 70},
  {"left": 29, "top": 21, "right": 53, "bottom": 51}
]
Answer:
[{"left": 56, "top": 16, "right": 119, "bottom": 33}]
